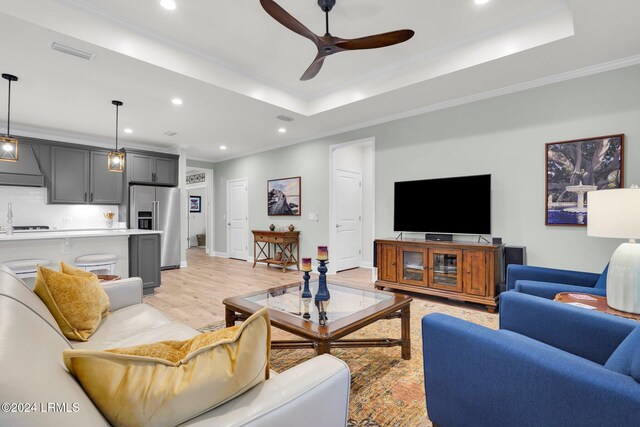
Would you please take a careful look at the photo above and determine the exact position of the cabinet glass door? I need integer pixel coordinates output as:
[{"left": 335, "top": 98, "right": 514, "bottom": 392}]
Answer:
[
  {"left": 429, "top": 249, "right": 463, "bottom": 292},
  {"left": 398, "top": 247, "right": 427, "bottom": 286}
]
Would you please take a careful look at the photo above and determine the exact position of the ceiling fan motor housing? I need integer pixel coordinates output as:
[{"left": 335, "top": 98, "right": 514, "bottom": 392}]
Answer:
[{"left": 318, "top": 0, "right": 336, "bottom": 12}]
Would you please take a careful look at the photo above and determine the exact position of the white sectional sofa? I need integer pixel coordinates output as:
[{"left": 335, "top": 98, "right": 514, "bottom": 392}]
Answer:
[{"left": 0, "top": 265, "right": 350, "bottom": 426}]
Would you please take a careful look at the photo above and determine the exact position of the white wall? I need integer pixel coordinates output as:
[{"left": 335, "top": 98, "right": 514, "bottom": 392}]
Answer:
[
  {"left": 0, "top": 186, "right": 120, "bottom": 229},
  {"left": 214, "top": 64, "right": 640, "bottom": 273}
]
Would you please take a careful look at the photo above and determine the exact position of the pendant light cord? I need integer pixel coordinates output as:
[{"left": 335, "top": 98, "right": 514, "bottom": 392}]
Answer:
[
  {"left": 115, "top": 103, "right": 119, "bottom": 151},
  {"left": 6, "top": 78, "right": 11, "bottom": 136}
]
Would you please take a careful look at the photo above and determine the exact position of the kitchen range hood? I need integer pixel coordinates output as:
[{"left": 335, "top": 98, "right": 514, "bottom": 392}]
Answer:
[{"left": 0, "top": 144, "right": 44, "bottom": 187}]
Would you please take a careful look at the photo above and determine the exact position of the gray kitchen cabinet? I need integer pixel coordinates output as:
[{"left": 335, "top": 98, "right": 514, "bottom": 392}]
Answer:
[
  {"left": 50, "top": 147, "right": 123, "bottom": 205},
  {"left": 127, "top": 152, "right": 178, "bottom": 186},
  {"left": 129, "top": 233, "right": 161, "bottom": 294},
  {"left": 154, "top": 157, "right": 178, "bottom": 185},
  {"left": 90, "top": 151, "right": 123, "bottom": 204},
  {"left": 128, "top": 153, "right": 154, "bottom": 183},
  {"left": 50, "top": 146, "right": 90, "bottom": 204}
]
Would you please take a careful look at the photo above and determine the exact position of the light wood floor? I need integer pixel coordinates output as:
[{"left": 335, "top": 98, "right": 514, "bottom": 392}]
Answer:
[{"left": 144, "top": 248, "right": 374, "bottom": 329}]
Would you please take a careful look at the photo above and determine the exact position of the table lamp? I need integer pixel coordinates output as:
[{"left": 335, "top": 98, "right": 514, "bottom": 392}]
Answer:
[{"left": 587, "top": 187, "right": 640, "bottom": 313}]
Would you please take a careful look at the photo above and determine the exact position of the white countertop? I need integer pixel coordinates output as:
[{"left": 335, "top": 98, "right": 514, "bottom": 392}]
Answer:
[{"left": 0, "top": 229, "right": 162, "bottom": 241}]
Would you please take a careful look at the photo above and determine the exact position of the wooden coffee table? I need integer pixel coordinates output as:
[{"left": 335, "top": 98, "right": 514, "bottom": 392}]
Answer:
[
  {"left": 554, "top": 292, "right": 640, "bottom": 321},
  {"left": 223, "top": 280, "right": 413, "bottom": 359}
]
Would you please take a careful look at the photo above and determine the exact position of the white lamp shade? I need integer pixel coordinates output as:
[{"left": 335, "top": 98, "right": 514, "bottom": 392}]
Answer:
[{"left": 587, "top": 188, "right": 640, "bottom": 239}]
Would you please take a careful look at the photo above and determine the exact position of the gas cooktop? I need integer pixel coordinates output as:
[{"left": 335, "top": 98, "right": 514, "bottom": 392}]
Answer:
[{"left": 12, "top": 226, "right": 50, "bottom": 231}]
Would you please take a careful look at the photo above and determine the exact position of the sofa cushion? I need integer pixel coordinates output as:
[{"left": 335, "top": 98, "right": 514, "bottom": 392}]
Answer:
[
  {"left": 34, "top": 266, "right": 109, "bottom": 341},
  {"left": 0, "top": 296, "right": 108, "bottom": 426},
  {"left": 63, "top": 308, "right": 271, "bottom": 427},
  {"left": 60, "top": 261, "right": 99, "bottom": 279},
  {"left": 605, "top": 325, "right": 640, "bottom": 382},
  {"left": 594, "top": 264, "right": 609, "bottom": 289},
  {"left": 71, "top": 303, "right": 174, "bottom": 350}
]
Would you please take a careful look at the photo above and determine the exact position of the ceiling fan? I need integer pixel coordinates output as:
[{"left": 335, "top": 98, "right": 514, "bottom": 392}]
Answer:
[{"left": 260, "top": 0, "right": 415, "bottom": 81}]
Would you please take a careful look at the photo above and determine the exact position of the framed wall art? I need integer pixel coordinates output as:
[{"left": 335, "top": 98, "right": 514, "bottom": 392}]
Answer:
[
  {"left": 546, "top": 134, "right": 624, "bottom": 226},
  {"left": 267, "top": 176, "right": 301, "bottom": 216},
  {"left": 189, "top": 195, "right": 202, "bottom": 213}
]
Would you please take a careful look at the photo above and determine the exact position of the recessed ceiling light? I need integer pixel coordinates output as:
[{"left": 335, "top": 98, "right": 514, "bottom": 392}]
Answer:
[
  {"left": 474, "top": 0, "right": 490, "bottom": 5},
  {"left": 124, "top": 128, "right": 133, "bottom": 134},
  {"left": 219, "top": 145, "right": 227, "bottom": 150},
  {"left": 278, "top": 127, "right": 287, "bottom": 134},
  {"left": 171, "top": 98, "right": 183, "bottom": 105},
  {"left": 160, "top": 0, "right": 177, "bottom": 10}
]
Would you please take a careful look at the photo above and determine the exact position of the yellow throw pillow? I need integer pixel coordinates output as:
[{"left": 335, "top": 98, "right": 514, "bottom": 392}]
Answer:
[
  {"left": 34, "top": 265, "right": 109, "bottom": 341},
  {"left": 63, "top": 308, "right": 271, "bottom": 427},
  {"left": 59, "top": 261, "right": 99, "bottom": 279}
]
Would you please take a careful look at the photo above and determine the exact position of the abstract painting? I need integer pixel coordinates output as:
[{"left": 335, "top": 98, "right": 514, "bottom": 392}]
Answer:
[{"left": 189, "top": 195, "right": 202, "bottom": 213}]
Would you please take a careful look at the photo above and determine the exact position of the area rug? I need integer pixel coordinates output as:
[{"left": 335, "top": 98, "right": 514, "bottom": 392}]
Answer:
[{"left": 200, "top": 299, "right": 498, "bottom": 427}]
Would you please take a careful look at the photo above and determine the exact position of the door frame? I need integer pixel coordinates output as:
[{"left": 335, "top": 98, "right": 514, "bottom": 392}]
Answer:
[
  {"left": 226, "top": 177, "right": 249, "bottom": 260},
  {"left": 185, "top": 167, "right": 215, "bottom": 256},
  {"left": 329, "top": 137, "right": 375, "bottom": 275},
  {"left": 187, "top": 184, "right": 207, "bottom": 250}
]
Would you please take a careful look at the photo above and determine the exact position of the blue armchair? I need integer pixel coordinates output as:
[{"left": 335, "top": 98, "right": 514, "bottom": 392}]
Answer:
[
  {"left": 506, "top": 263, "right": 608, "bottom": 299},
  {"left": 422, "top": 292, "right": 640, "bottom": 427}
]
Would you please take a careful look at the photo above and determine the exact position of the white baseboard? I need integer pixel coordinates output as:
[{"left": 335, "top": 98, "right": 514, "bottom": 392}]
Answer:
[
  {"left": 180, "top": 261, "right": 188, "bottom": 268},
  {"left": 247, "top": 256, "right": 254, "bottom": 263},
  {"left": 214, "top": 252, "right": 229, "bottom": 258},
  {"left": 359, "top": 262, "right": 373, "bottom": 269}
]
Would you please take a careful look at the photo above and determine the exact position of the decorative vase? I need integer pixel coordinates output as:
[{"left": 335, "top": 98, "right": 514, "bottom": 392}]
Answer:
[
  {"left": 269, "top": 224, "right": 275, "bottom": 231},
  {"left": 288, "top": 224, "right": 295, "bottom": 231}
]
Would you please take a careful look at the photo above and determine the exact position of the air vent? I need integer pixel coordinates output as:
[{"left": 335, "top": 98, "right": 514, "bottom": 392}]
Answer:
[
  {"left": 276, "top": 114, "right": 294, "bottom": 122},
  {"left": 164, "top": 131, "right": 178, "bottom": 137},
  {"left": 49, "top": 41, "right": 95, "bottom": 61}
]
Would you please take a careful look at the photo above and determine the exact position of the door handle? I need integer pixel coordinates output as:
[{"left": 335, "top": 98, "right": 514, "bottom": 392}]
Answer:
[
  {"left": 151, "top": 201, "right": 157, "bottom": 230},
  {"left": 84, "top": 192, "right": 87, "bottom": 202},
  {"left": 155, "top": 201, "right": 160, "bottom": 230},
  {"left": 90, "top": 193, "right": 94, "bottom": 202},
  {"left": 336, "top": 224, "right": 342, "bottom": 228}
]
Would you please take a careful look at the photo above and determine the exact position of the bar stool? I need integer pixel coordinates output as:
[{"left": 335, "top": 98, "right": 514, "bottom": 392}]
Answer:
[
  {"left": 2, "top": 259, "right": 52, "bottom": 289},
  {"left": 75, "top": 253, "right": 117, "bottom": 276},
  {"left": 2, "top": 259, "right": 52, "bottom": 278}
]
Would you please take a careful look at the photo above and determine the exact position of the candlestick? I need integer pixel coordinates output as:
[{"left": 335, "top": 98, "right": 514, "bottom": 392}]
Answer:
[
  {"left": 301, "top": 270, "right": 312, "bottom": 299},
  {"left": 317, "top": 245, "right": 328, "bottom": 261},
  {"left": 315, "top": 259, "right": 330, "bottom": 301},
  {"left": 301, "top": 257, "right": 312, "bottom": 272}
]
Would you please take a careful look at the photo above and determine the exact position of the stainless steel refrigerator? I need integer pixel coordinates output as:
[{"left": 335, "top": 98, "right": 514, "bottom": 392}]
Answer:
[{"left": 130, "top": 185, "right": 181, "bottom": 269}]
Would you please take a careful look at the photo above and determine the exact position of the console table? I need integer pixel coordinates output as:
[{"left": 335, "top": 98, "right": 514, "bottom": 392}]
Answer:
[
  {"left": 252, "top": 230, "right": 300, "bottom": 272},
  {"left": 375, "top": 239, "right": 504, "bottom": 312}
]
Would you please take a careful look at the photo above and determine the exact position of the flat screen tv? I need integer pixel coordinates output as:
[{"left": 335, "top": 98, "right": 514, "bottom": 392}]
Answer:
[{"left": 394, "top": 174, "right": 491, "bottom": 235}]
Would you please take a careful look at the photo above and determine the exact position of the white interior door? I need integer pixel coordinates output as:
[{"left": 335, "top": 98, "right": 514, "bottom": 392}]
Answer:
[
  {"left": 227, "top": 179, "right": 248, "bottom": 260},
  {"left": 335, "top": 169, "right": 362, "bottom": 271}
]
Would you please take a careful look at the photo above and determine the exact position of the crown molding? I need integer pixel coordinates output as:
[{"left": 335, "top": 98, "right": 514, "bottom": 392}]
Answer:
[
  {"left": 213, "top": 54, "right": 640, "bottom": 163},
  {"left": 4, "top": 122, "right": 179, "bottom": 155}
]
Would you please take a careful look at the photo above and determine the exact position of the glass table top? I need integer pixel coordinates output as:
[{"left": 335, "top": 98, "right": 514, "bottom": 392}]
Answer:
[{"left": 245, "top": 281, "right": 393, "bottom": 325}]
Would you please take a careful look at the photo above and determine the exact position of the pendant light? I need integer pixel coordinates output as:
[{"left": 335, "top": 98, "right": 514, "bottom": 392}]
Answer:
[
  {"left": 107, "top": 100, "right": 125, "bottom": 172},
  {"left": 0, "top": 73, "right": 19, "bottom": 162}
]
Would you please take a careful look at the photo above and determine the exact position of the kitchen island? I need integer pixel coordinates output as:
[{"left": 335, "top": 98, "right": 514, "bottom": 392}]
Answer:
[{"left": 0, "top": 229, "right": 163, "bottom": 287}]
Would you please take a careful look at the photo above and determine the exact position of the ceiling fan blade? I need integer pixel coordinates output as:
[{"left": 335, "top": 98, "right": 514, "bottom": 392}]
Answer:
[
  {"left": 260, "top": 0, "right": 320, "bottom": 46},
  {"left": 335, "top": 29, "right": 415, "bottom": 50},
  {"left": 300, "top": 53, "right": 327, "bottom": 81}
]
